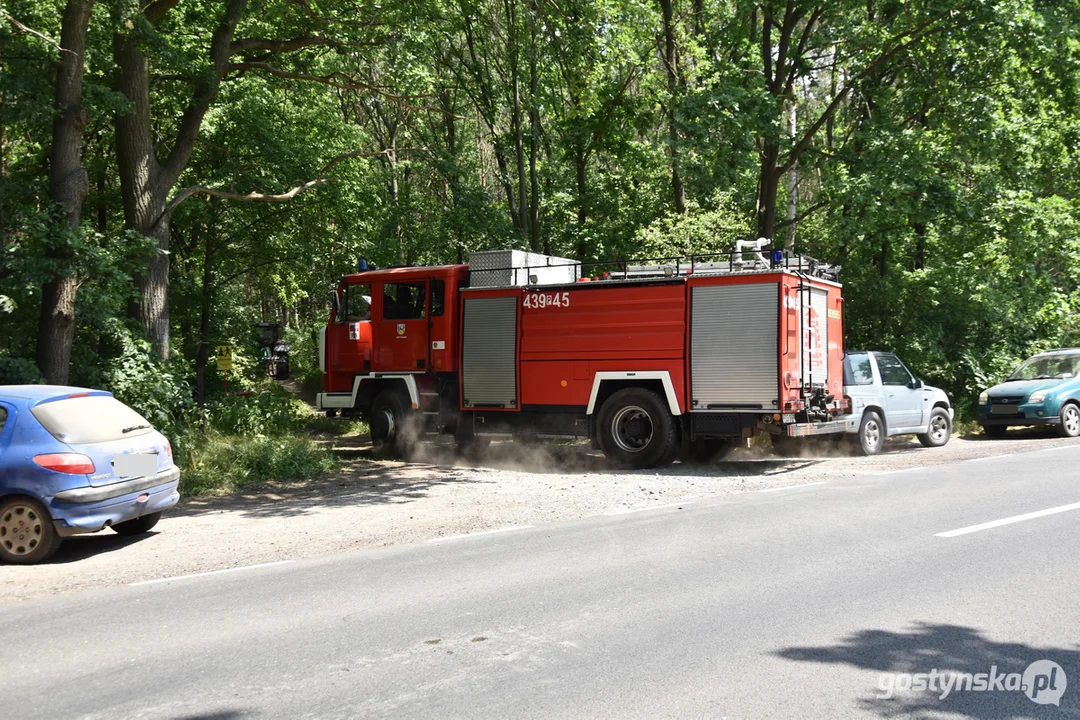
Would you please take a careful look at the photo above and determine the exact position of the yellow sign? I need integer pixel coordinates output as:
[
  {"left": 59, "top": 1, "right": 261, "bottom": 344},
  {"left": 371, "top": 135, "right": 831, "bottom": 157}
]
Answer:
[{"left": 215, "top": 345, "right": 234, "bottom": 371}]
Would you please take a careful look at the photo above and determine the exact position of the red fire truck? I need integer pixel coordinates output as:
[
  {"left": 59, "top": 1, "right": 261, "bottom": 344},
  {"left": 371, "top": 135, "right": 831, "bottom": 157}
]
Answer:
[{"left": 317, "top": 247, "right": 848, "bottom": 468}]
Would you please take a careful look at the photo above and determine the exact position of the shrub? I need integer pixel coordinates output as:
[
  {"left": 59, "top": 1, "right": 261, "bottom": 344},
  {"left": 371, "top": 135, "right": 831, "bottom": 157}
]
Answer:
[
  {"left": 176, "top": 430, "right": 339, "bottom": 496},
  {"left": 0, "top": 357, "right": 45, "bottom": 384}
]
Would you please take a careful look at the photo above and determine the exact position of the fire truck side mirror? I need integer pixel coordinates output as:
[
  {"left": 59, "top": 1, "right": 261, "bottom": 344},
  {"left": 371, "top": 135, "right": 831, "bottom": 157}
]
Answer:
[{"left": 331, "top": 288, "right": 341, "bottom": 319}]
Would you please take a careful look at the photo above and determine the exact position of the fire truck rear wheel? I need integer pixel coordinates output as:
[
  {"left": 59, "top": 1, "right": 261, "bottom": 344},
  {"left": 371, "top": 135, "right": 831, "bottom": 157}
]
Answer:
[
  {"left": 597, "top": 388, "right": 678, "bottom": 469},
  {"left": 370, "top": 390, "right": 416, "bottom": 458}
]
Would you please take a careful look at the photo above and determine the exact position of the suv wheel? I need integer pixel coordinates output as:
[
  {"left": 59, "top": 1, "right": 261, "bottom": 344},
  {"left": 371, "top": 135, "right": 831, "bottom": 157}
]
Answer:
[
  {"left": 918, "top": 408, "right": 952, "bottom": 448},
  {"left": 855, "top": 410, "right": 885, "bottom": 456}
]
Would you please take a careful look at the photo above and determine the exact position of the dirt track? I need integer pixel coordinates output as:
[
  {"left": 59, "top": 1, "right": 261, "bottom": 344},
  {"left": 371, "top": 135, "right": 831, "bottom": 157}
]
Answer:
[{"left": 2, "top": 428, "right": 1077, "bottom": 603}]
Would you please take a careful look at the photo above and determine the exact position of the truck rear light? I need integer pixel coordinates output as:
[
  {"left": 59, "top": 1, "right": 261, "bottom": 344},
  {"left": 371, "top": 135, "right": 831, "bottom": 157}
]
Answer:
[
  {"left": 842, "top": 395, "right": 852, "bottom": 413},
  {"left": 34, "top": 453, "right": 96, "bottom": 475}
]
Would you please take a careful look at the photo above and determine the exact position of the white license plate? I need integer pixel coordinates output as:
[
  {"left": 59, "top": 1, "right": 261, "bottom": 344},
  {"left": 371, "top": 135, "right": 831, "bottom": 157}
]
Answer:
[{"left": 113, "top": 453, "right": 158, "bottom": 478}]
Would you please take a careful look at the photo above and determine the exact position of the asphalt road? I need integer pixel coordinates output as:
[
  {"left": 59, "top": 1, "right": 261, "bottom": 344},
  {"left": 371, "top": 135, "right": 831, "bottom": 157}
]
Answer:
[{"left": 3, "top": 443, "right": 1080, "bottom": 719}]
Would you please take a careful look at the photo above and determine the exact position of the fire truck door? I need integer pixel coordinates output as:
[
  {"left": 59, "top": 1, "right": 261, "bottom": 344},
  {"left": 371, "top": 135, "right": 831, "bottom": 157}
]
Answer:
[{"left": 373, "top": 280, "right": 430, "bottom": 372}]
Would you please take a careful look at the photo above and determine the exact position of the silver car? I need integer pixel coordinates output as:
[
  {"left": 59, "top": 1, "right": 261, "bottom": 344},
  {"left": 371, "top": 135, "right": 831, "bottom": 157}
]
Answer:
[{"left": 843, "top": 351, "right": 955, "bottom": 455}]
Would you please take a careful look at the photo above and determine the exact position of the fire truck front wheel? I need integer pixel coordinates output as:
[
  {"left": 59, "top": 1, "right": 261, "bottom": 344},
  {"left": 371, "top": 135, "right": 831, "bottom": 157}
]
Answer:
[
  {"left": 597, "top": 388, "right": 678, "bottom": 469},
  {"left": 370, "top": 390, "right": 416, "bottom": 458}
]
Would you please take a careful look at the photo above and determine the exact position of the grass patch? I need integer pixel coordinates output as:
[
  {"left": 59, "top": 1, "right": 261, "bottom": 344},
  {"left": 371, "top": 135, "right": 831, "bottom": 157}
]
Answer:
[{"left": 175, "top": 429, "right": 339, "bottom": 497}]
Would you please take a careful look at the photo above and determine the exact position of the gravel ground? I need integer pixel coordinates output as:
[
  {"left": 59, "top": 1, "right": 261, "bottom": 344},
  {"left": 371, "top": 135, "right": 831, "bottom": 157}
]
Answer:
[{"left": 2, "top": 428, "right": 1077, "bottom": 604}]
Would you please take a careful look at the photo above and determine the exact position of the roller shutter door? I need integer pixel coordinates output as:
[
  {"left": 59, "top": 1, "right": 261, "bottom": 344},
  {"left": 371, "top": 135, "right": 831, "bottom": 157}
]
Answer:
[
  {"left": 691, "top": 283, "right": 779, "bottom": 410},
  {"left": 462, "top": 296, "right": 518, "bottom": 407}
]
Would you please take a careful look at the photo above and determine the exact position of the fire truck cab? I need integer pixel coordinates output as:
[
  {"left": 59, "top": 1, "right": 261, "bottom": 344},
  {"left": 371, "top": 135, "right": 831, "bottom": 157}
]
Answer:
[{"left": 318, "top": 247, "right": 847, "bottom": 469}]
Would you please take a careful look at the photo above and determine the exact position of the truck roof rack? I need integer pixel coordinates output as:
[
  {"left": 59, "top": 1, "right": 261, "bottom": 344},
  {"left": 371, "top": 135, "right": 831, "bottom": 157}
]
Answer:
[{"left": 466, "top": 243, "right": 840, "bottom": 288}]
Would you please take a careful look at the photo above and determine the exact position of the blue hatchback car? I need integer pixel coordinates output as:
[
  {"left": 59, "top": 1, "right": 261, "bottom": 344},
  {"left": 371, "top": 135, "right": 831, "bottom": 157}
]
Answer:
[
  {"left": 978, "top": 349, "right": 1080, "bottom": 439},
  {"left": 0, "top": 386, "right": 180, "bottom": 564}
]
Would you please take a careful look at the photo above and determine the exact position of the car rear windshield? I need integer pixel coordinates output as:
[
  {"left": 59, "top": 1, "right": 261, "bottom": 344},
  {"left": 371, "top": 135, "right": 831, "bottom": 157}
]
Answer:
[{"left": 31, "top": 396, "right": 155, "bottom": 444}]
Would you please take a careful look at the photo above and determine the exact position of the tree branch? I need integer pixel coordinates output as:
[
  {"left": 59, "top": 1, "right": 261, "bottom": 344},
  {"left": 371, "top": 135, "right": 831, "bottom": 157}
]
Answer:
[
  {"left": 3, "top": 13, "right": 75, "bottom": 55},
  {"left": 225, "top": 62, "right": 445, "bottom": 111},
  {"left": 777, "top": 9, "right": 966, "bottom": 175},
  {"left": 287, "top": 0, "right": 382, "bottom": 28},
  {"left": 164, "top": 178, "right": 335, "bottom": 220},
  {"left": 229, "top": 35, "right": 342, "bottom": 56},
  {"left": 142, "top": 0, "right": 181, "bottom": 24},
  {"left": 159, "top": 0, "right": 248, "bottom": 190}
]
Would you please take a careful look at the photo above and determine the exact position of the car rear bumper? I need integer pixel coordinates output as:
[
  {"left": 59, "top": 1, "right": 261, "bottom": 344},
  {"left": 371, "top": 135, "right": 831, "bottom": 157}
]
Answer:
[{"left": 50, "top": 467, "right": 180, "bottom": 536}]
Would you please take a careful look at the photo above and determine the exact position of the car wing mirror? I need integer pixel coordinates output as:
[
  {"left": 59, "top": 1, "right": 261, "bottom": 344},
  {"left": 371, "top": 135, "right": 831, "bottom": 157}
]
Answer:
[
  {"left": 331, "top": 288, "right": 342, "bottom": 319},
  {"left": 910, "top": 379, "right": 923, "bottom": 389}
]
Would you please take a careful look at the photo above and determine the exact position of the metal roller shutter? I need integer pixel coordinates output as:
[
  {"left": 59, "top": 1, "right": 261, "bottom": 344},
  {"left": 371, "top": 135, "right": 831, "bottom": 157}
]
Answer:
[
  {"left": 462, "top": 296, "right": 518, "bottom": 407},
  {"left": 691, "top": 283, "right": 779, "bottom": 410}
]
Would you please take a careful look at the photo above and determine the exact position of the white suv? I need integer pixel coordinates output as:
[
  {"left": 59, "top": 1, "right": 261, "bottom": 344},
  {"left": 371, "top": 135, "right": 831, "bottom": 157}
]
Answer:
[{"left": 843, "top": 351, "right": 955, "bottom": 455}]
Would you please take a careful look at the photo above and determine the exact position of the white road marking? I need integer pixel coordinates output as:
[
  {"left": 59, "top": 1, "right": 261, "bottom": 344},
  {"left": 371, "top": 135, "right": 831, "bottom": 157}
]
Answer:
[
  {"left": 607, "top": 502, "right": 694, "bottom": 515},
  {"left": 130, "top": 560, "right": 294, "bottom": 586},
  {"left": 758, "top": 482, "right": 826, "bottom": 493},
  {"left": 936, "top": 502, "right": 1080, "bottom": 538},
  {"left": 429, "top": 526, "right": 534, "bottom": 542}
]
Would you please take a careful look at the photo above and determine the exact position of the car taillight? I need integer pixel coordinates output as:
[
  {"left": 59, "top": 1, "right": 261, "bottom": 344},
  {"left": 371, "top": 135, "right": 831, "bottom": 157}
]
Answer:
[
  {"left": 842, "top": 395, "right": 852, "bottom": 413},
  {"left": 165, "top": 439, "right": 172, "bottom": 457},
  {"left": 34, "top": 453, "right": 96, "bottom": 475}
]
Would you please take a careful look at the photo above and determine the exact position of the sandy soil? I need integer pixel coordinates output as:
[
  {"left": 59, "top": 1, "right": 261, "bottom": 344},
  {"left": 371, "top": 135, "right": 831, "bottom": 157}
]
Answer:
[{"left": 2, "top": 428, "right": 1076, "bottom": 604}]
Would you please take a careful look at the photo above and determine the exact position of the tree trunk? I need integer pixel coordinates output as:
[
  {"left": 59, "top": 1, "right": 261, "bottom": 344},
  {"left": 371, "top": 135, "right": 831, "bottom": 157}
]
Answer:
[
  {"left": 755, "top": 142, "right": 780, "bottom": 241},
  {"left": 36, "top": 0, "right": 95, "bottom": 385},
  {"left": 506, "top": 0, "right": 528, "bottom": 239},
  {"left": 528, "top": 16, "right": 541, "bottom": 253},
  {"left": 659, "top": 0, "right": 686, "bottom": 215},
  {"left": 113, "top": 0, "right": 248, "bottom": 360},
  {"left": 784, "top": 98, "right": 797, "bottom": 248},
  {"left": 575, "top": 145, "right": 588, "bottom": 259}
]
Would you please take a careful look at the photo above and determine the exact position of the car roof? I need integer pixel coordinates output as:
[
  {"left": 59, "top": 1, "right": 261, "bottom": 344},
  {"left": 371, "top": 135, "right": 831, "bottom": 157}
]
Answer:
[
  {"left": 1034, "top": 348, "right": 1080, "bottom": 356},
  {"left": 0, "top": 385, "right": 112, "bottom": 402}
]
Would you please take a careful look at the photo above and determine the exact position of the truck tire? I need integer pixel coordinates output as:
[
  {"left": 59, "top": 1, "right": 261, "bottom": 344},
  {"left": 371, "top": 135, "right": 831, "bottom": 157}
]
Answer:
[
  {"left": 597, "top": 388, "right": 678, "bottom": 469},
  {"left": 917, "top": 407, "right": 952, "bottom": 448},
  {"left": 370, "top": 390, "right": 417, "bottom": 458},
  {"left": 1058, "top": 402, "right": 1080, "bottom": 438},
  {"left": 855, "top": 410, "right": 885, "bottom": 456}
]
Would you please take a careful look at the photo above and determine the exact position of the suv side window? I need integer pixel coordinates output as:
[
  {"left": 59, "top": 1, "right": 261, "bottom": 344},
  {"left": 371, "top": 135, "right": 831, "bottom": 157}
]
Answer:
[
  {"left": 0, "top": 407, "right": 7, "bottom": 435},
  {"left": 844, "top": 353, "right": 874, "bottom": 386},
  {"left": 876, "top": 354, "right": 914, "bottom": 386}
]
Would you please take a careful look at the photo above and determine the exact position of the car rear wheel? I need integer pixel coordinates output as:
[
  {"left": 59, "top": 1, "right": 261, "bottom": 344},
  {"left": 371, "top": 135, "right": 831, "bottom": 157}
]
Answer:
[
  {"left": 855, "top": 411, "right": 885, "bottom": 456},
  {"left": 1058, "top": 403, "right": 1080, "bottom": 439},
  {"left": 0, "top": 497, "right": 61, "bottom": 565},
  {"left": 918, "top": 408, "right": 952, "bottom": 448},
  {"left": 597, "top": 388, "right": 678, "bottom": 469},
  {"left": 111, "top": 511, "right": 162, "bottom": 536}
]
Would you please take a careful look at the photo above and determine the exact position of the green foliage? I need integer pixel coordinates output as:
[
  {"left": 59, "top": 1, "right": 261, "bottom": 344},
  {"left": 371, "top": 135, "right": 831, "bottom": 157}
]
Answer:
[
  {"left": 174, "top": 430, "right": 339, "bottom": 496},
  {"left": 102, "top": 324, "right": 196, "bottom": 439},
  {"left": 0, "top": 357, "right": 45, "bottom": 385}
]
